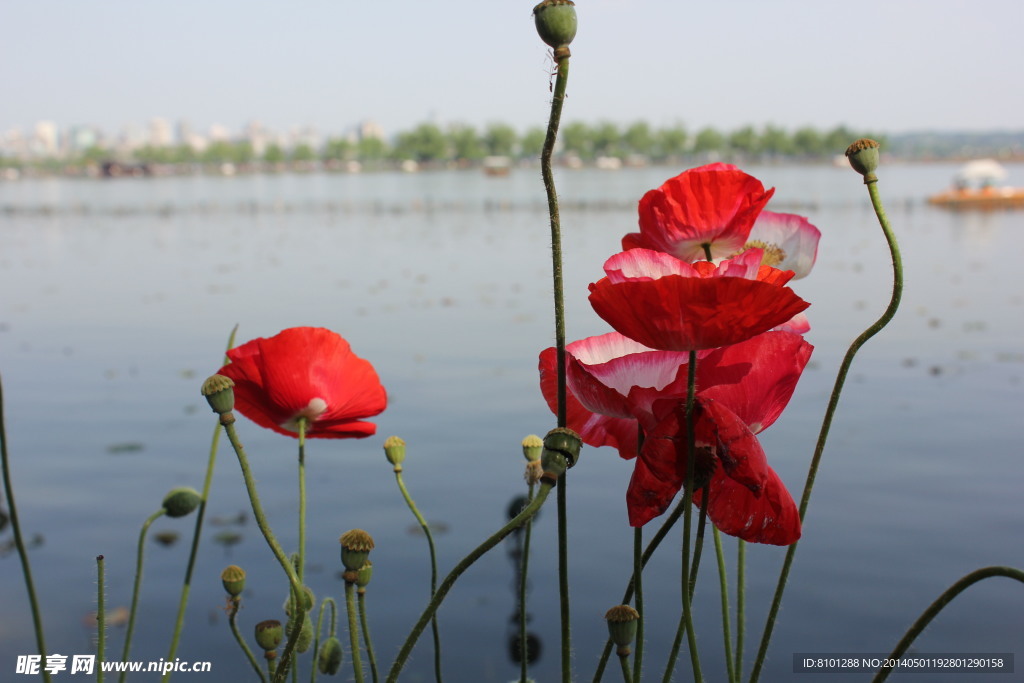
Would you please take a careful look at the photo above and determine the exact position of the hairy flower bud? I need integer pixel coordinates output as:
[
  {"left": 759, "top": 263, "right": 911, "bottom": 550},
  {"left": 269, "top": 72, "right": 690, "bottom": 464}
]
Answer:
[
  {"left": 845, "top": 138, "right": 880, "bottom": 183},
  {"left": 220, "top": 565, "right": 246, "bottom": 597},
  {"left": 161, "top": 487, "right": 202, "bottom": 518},
  {"left": 533, "top": 0, "right": 577, "bottom": 51}
]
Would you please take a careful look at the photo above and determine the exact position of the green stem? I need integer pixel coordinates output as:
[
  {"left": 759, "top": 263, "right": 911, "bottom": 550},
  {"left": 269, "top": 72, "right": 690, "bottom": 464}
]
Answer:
[
  {"left": 617, "top": 653, "right": 634, "bottom": 683},
  {"left": 229, "top": 601, "right": 268, "bottom": 683},
  {"left": 345, "top": 582, "right": 365, "bottom": 683},
  {"left": 163, "top": 326, "right": 236, "bottom": 681},
  {"left": 96, "top": 554, "right": 106, "bottom": 683},
  {"left": 0, "top": 375, "right": 51, "bottom": 683},
  {"left": 120, "top": 509, "right": 165, "bottom": 682},
  {"left": 713, "top": 528, "right": 736, "bottom": 683},
  {"left": 631, "top": 527, "right": 644, "bottom": 683},
  {"left": 666, "top": 352, "right": 703, "bottom": 682},
  {"left": 749, "top": 175, "right": 904, "bottom": 683},
  {"left": 358, "top": 589, "right": 379, "bottom": 683},
  {"left": 385, "top": 482, "right": 553, "bottom": 683},
  {"left": 310, "top": 598, "right": 337, "bottom": 683},
  {"left": 222, "top": 419, "right": 304, "bottom": 683},
  {"left": 298, "top": 419, "right": 307, "bottom": 583},
  {"left": 735, "top": 539, "right": 746, "bottom": 681},
  {"left": 393, "top": 468, "right": 442, "bottom": 682},
  {"left": 660, "top": 355, "right": 704, "bottom": 682},
  {"left": 542, "top": 50, "right": 573, "bottom": 683},
  {"left": 519, "top": 482, "right": 536, "bottom": 683},
  {"left": 592, "top": 492, "right": 691, "bottom": 681},
  {"left": 870, "top": 566, "right": 1024, "bottom": 683}
]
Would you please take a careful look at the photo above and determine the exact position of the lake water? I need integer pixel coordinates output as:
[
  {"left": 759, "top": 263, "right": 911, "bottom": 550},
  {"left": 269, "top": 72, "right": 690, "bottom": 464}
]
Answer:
[{"left": 1, "top": 163, "right": 1022, "bottom": 682}]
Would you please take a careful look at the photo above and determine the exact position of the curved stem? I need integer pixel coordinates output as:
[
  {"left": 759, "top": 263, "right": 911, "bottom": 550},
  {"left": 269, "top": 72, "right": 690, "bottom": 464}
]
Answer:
[
  {"left": 749, "top": 176, "right": 904, "bottom": 683},
  {"left": 393, "top": 468, "right": 442, "bottom": 682},
  {"left": 385, "top": 482, "right": 553, "bottom": 683},
  {"left": 229, "top": 601, "right": 268, "bottom": 683},
  {"left": 0, "top": 375, "right": 51, "bottom": 683},
  {"left": 222, "top": 419, "right": 304, "bottom": 683},
  {"left": 163, "top": 325, "right": 236, "bottom": 681},
  {"left": 120, "top": 509, "right": 165, "bottom": 682},
  {"left": 871, "top": 566, "right": 1024, "bottom": 683},
  {"left": 310, "top": 598, "right": 338, "bottom": 683},
  {"left": 358, "top": 589, "right": 379, "bottom": 683}
]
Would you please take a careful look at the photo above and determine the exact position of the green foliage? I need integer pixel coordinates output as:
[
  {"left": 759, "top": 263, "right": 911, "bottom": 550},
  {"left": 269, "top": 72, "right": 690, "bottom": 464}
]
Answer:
[
  {"left": 482, "top": 123, "right": 518, "bottom": 157},
  {"left": 393, "top": 123, "right": 447, "bottom": 162}
]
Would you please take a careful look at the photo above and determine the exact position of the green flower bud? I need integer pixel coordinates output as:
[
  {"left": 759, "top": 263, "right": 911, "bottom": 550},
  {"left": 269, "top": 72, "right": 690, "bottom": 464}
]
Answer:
[
  {"left": 355, "top": 561, "right": 373, "bottom": 589},
  {"left": 220, "top": 565, "right": 246, "bottom": 597},
  {"left": 339, "top": 529, "right": 375, "bottom": 571},
  {"left": 604, "top": 604, "right": 640, "bottom": 653},
  {"left": 254, "top": 619, "right": 283, "bottom": 651},
  {"left": 201, "top": 374, "right": 235, "bottom": 415},
  {"left": 533, "top": 0, "right": 577, "bottom": 51},
  {"left": 317, "top": 636, "right": 344, "bottom": 675},
  {"left": 383, "top": 435, "right": 406, "bottom": 469},
  {"left": 845, "top": 138, "right": 880, "bottom": 183},
  {"left": 521, "top": 434, "right": 543, "bottom": 462},
  {"left": 161, "top": 487, "right": 202, "bottom": 518},
  {"left": 540, "top": 427, "right": 583, "bottom": 482}
]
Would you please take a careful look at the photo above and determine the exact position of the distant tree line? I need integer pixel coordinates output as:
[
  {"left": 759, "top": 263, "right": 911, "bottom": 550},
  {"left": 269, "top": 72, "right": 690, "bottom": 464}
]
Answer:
[{"left": 3, "top": 121, "right": 886, "bottom": 172}]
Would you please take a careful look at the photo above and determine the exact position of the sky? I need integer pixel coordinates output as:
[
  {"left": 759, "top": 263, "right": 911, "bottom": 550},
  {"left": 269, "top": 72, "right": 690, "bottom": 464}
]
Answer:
[{"left": 3, "top": 0, "right": 1023, "bottom": 139}]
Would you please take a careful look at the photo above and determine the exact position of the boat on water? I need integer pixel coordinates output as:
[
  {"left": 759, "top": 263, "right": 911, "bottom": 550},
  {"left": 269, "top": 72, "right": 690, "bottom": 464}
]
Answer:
[{"left": 928, "top": 159, "right": 1024, "bottom": 209}]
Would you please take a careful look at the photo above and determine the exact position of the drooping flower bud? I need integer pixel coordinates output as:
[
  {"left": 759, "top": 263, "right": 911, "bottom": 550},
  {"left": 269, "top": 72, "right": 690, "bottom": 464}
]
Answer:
[
  {"left": 201, "top": 374, "right": 235, "bottom": 415},
  {"left": 254, "top": 619, "right": 283, "bottom": 651},
  {"left": 383, "top": 436, "right": 406, "bottom": 469},
  {"left": 161, "top": 487, "right": 202, "bottom": 518},
  {"left": 521, "top": 434, "right": 543, "bottom": 462},
  {"left": 220, "top": 565, "right": 246, "bottom": 597},
  {"left": 339, "top": 529, "right": 375, "bottom": 571},
  {"left": 845, "top": 138, "right": 880, "bottom": 183},
  {"left": 604, "top": 604, "right": 640, "bottom": 655},
  {"left": 533, "top": 0, "right": 577, "bottom": 52},
  {"left": 317, "top": 636, "right": 344, "bottom": 675},
  {"left": 540, "top": 427, "right": 583, "bottom": 482}
]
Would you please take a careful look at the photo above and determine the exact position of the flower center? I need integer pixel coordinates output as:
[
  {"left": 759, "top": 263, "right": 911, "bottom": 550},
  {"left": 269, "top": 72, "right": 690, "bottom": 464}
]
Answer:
[
  {"left": 743, "top": 240, "right": 786, "bottom": 268},
  {"left": 282, "top": 398, "right": 328, "bottom": 432}
]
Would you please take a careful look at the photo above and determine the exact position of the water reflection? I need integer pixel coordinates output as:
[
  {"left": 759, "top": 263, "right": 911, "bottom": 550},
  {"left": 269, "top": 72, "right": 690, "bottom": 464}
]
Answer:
[{"left": 503, "top": 494, "right": 543, "bottom": 677}]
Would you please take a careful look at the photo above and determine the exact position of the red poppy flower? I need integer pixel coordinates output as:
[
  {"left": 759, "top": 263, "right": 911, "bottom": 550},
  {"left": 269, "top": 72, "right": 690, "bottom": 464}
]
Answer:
[
  {"left": 588, "top": 249, "right": 810, "bottom": 352},
  {"left": 218, "top": 327, "right": 387, "bottom": 439},
  {"left": 622, "top": 163, "right": 774, "bottom": 262},
  {"left": 627, "top": 397, "right": 801, "bottom": 544},
  {"left": 540, "top": 329, "right": 809, "bottom": 469}
]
